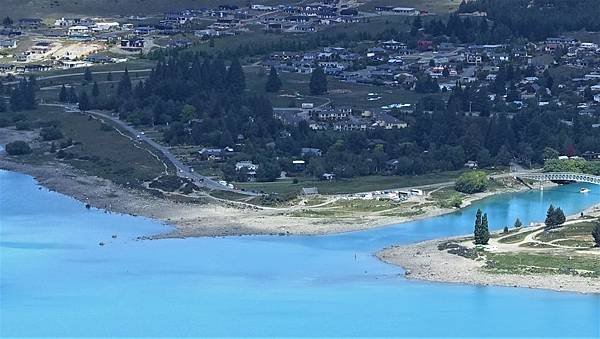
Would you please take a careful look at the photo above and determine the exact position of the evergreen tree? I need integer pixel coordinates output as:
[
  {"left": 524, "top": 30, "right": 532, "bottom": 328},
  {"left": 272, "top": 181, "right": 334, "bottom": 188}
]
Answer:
[
  {"left": 227, "top": 58, "right": 245, "bottom": 95},
  {"left": 9, "top": 78, "right": 36, "bottom": 111},
  {"left": 2, "top": 16, "right": 13, "bottom": 27},
  {"left": 68, "top": 87, "right": 78, "bottom": 104},
  {"left": 309, "top": 66, "right": 327, "bottom": 95},
  {"left": 83, "top": 67, "right": 93, "bottom": 82},
  {"left": 474, "top": 209, "right": 490, "bottom": 245},
  {"left": 592, "top": 223, "right": 600, "bottom": 247},
  {"left": 265, "top": 66, "right": 282, "bottom": 93},
  {"left": 545, "top": 205, "right": 556, "bottom": 227},
  {"left": 92, "top": 82, "right": 100, "bottom": 98},
  {"left": 555, "top": 207, "right": 566, "bottom": 225},
  {"left": 514, "top": 218, "right": 522, "bottom": 228},
  {"left": 78, "top": 90, "right": 90, "bottom": 111},
  {"left": 503, "top": 226, "right": 509, "bottom": 234},
  {"left": 59, "top": 84, "right": 68, "bottom": 102},
  {"left": 117, "top": 68, "right": 132, "bottom": 97}
]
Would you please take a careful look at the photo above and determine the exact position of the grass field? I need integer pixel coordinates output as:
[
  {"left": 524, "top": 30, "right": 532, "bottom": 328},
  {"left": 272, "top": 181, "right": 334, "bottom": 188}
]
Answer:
[
  {"left": 358, "top": 0, "right": 462, "bottom": 14},
  {"left": 1, "top": 0, "right": 295, "bottom": 18},
  {"left": 486, "top": 252, "right": 600, "bottom": 277},
  {"left": 236, "top": 170, "right": 466, "bottom": 195},
  {"left": 3, "top": 107, "right": 166, "bottom": 188},
  {"left": 245, "top": 65, "right": 447, "bottom": 109}
]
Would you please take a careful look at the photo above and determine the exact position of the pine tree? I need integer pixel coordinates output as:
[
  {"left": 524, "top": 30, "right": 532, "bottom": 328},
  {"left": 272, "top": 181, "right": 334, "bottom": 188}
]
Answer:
[
  {"left": 68, "top": 87, "right": 78, "bottom": 104},
  {"left": 474, "top": 209, "right": 483, "bottom": 244},
  {"left": 545, "top": 205, "right": 556, "bottom": 227},
  {"left": 227, "top": 58, "right": 245, "bottom": 95},
  {"left": 2, "top": 16, "right": 13, "bottom": 27},
  {"left": 309, "top": 65, "right": 327, "bottom": 95},
  {"left": 265, "top": 66, "right": 282, "bottom": 93},
  {"left": 117, "top": 68, "right": 132, "bottom": 97},
  {"left": 92, "top": 82, "right": 100, "bottom": 98},
  {"left": 83, "top": 67, "right": 93, "bottom": 82},
  {"left": 503, "top": 226, "right": 509, "bottom": 234},
  {"left": 59, "top": 84, "right": 68, "bottom": 102},
  {"left": 480, "top": 213, "right": 490, "bottom": 245},
  {"left": 514, "top": 218, "right": 522, "bottom": 228},
  {"left": 555, "top": 207, "right": 566, "bottom": 225},
  {"left": 78, "top": 90, "right": 90, "bottom": 111}
]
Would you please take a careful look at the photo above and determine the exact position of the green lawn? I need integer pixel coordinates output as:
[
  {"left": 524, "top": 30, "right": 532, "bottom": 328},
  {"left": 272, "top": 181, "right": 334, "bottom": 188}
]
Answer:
[
  {"left": 485, "top": 252, "right": 600, "bottom": 277},
  {"left": 497, "top": 229, "right": 537, "bottom": 244},
  {"left": 358, "top": 0, "right": 462, "bottom": 13},
  {"left": 535, "top": 221, "right": 597, "bottom": 242},
  {"left": 245, "top": 66, "right": 447, "bottom": 109},
  {"left": 236, "top": 170, "right": 466, "bottom": 195}
]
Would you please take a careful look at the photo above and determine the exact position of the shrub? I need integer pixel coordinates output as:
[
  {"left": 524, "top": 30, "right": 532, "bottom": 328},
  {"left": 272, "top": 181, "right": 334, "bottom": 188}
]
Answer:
[
  {"left": 5, "top": 141, "right": 32, "bottom": 155},
  {"left": 0, "top": 117, "right": 10, "bottom": 127},
  {"left": 15, "top": 121, "right": 31, "bottom": 130},
  {"left": 40, "top": 126, "right": 63, "bottom": 141},
  {"left": 455, "top": 170, "right": 488, "bottom": 194},
  {"left": 593, "top": 223, "right": 600, "bottom": 247}
]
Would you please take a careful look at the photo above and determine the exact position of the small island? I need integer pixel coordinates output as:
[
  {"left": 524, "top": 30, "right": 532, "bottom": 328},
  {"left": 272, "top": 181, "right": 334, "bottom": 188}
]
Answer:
[{"left": 378, "top": 206, "right": 600, "bottom": 294}]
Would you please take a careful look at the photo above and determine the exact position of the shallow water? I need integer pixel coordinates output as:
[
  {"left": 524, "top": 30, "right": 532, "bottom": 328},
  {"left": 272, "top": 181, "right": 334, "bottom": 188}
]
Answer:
[{"left": 1, "top": 170, "right": 599, "bottom": 337}]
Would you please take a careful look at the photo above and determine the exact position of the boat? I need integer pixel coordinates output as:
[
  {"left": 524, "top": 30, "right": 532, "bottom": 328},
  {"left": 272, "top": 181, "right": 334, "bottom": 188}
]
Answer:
[{"left": 579, "top": 188, "right": 590, "bottom": 193}]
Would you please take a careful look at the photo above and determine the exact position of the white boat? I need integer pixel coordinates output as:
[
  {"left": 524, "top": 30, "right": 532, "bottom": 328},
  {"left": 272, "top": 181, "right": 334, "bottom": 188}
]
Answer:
[{"left": 580, "top": 188, "right": 590, "bottom": 193}]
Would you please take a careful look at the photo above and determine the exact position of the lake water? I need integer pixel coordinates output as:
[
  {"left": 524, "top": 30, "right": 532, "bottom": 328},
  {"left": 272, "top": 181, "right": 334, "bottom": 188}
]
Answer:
[{"left": 1, "top": 169, "right": 599, "bottom": 337}]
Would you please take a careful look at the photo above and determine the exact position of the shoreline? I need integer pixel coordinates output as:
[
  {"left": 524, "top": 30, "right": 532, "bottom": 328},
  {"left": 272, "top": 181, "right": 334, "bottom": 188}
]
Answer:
[
  {"left": 376, "top": 225, "right": 600, "bottom": 295},
  {"left": 0, "top": 153, "right": 529, "bottom": 239}
]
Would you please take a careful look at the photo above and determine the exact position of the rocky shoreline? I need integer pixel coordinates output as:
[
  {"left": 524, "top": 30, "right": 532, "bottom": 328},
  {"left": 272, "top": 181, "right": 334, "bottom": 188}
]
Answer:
[{"left": 377, "top": 234, "right": 600, "bottom": 294}]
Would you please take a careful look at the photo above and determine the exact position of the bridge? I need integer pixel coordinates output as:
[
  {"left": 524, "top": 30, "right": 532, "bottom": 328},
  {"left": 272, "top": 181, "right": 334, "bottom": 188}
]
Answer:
[{"left": 515, "top": 172, "right": 600, "bottom": 185}]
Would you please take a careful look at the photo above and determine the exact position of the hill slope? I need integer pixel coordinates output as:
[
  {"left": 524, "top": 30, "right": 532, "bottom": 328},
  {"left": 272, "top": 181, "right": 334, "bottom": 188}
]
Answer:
[{"left": 1, "top": 0, "right": 281, "bottom": 18}]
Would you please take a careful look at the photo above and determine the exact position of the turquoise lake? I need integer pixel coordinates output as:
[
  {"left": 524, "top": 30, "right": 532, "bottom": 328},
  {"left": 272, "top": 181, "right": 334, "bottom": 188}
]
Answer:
[{"left": 1, "top": 169, "right": 599, "bottom": 337}]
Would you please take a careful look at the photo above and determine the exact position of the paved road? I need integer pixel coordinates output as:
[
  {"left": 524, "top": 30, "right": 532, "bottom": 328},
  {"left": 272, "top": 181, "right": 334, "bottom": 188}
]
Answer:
[
  {"left": 44, "top": 103, "right": 256, "bottom": 196},
  {"left": 4, "top": 69, "right": 153, "bottom": 86}
]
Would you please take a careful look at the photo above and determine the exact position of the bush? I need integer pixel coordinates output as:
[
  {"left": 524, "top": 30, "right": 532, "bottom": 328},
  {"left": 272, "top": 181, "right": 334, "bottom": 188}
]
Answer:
[
  {"left": 15, "top": 121, "right": 31, "bottom": 130},
  {"left": 455, "top": 170, "right": 488, "bottom": 194},
  {"left": 40, "top": 126, "right": 63, "bottom": 141},
  {"left": 0, "top": 117, "right": 10, "bottom": 127},
  {"left": 5, "top": 141, "right": 32, "bottom": 155}
]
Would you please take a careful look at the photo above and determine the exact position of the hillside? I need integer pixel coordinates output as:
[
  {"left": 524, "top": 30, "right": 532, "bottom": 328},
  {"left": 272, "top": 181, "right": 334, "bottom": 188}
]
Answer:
[
  {"left": 0, "top": 0, "right": 285, "bottom": 18},
  {"left": 1, "top": 0, "right": 458, "bottom": 19}
]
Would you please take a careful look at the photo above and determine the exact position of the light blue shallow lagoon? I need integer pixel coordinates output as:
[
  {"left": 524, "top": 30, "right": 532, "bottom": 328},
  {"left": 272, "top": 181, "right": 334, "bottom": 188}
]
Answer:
[{"left": 1, "top": 169, "right": 599, "bottom": 337}]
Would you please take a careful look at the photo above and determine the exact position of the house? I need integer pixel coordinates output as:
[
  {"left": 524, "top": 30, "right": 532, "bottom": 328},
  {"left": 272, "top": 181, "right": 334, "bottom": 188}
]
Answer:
[
  {"left": 235, "top": 161, "right": 258, "bottom": 172},
  {"left": 392, "top": 7, "right": 419, "bottom": 16},
  {"left": 417, "top": 40, "right": 433, "bottom": 51},
  {"left": 0, "top": 64, "right": 14, "bottom": 73},
  {"left": 301, "top": 147, "right": 322, "bottom": 157},
  {"left": 199, "top": 148, "right": 224, "bottom": 160},
  {"left": 120, "top": 39, "right": 145, "bottom": 51},
  {"left": 18, "top": 18, "right": 43, "bottom": 28},
  {"left": 0, "top": 40, "right": 16, "bottom": 49},
  {"left": 68, "top": 25, "right": 90, "bottom": 36},
  {"left": 94, "top": 22, "right": 120, "bottom": 31},
  {"left": 410, "top": 189, "right": 423, "bottom": 196},
  {"left": 85, "top": 54, "right": 114, "bottom": 64},
  {"left": 301, "top": 187, "right": 319, "bottom": 195},
  {"left": 464, "top": 160, "right": 479, "bottom": 169},
  {"left": 322, "top": 173, "right": 335, "bottom": 181}
]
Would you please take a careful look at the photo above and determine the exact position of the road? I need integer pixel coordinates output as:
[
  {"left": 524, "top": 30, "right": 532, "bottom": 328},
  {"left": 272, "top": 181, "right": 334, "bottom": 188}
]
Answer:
[
  {"left": 4, "top": 69, "right": 153, "bottom": 86},
  {"left": 43, "top": 103, "right": 256, "bottom": 196}
]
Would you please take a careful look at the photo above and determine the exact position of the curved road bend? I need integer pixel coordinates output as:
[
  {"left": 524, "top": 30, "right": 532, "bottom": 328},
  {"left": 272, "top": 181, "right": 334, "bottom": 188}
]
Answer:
[{"left": 42, "top": 103, "right": 256, "bottom": 196}]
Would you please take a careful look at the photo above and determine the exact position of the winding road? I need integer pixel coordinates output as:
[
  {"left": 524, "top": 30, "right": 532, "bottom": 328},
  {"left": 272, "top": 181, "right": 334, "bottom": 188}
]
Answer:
[{"left": 42, "top": 103, "right": 256, "bottom": 196}]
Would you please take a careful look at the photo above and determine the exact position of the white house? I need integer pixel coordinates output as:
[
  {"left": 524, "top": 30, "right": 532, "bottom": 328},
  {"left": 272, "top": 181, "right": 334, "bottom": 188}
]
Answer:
[
  {"left": 68, "top": 25, "right": 90, "bottom": 36},
  {"left": 94, "top": 22, "right": 120, "bottom": 31}
]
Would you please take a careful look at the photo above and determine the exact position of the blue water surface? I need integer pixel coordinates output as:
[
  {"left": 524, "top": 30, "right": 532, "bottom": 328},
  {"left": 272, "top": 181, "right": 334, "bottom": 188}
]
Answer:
[{"left": 1, "top": 169, "right": 599, "bottom": 337}]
